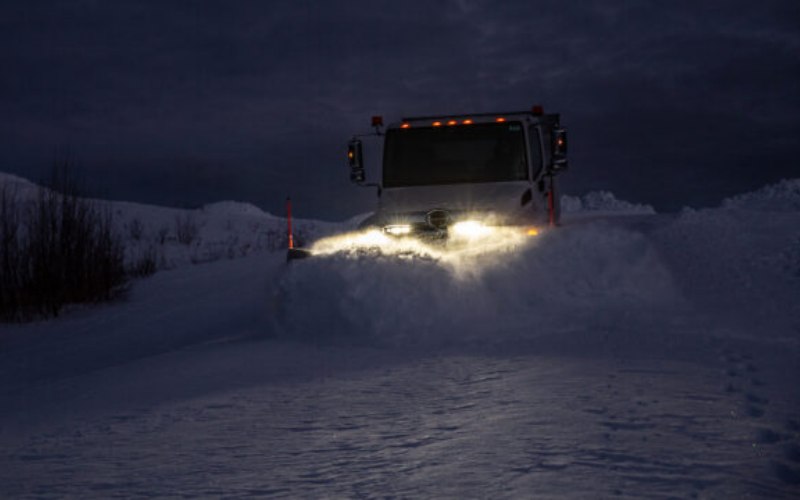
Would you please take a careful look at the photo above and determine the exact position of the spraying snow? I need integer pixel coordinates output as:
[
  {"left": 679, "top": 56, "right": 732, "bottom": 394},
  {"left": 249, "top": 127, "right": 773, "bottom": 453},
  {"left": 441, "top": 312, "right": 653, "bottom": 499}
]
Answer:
[{"left": 277, "top": 221, "right": 682, "bottom": 347}]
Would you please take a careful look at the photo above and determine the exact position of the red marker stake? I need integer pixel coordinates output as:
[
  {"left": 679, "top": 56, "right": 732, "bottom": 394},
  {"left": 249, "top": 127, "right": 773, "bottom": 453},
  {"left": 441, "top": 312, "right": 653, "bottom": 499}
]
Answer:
[{"left": 286, "top": 197, "right": 294, "bottom": 249}]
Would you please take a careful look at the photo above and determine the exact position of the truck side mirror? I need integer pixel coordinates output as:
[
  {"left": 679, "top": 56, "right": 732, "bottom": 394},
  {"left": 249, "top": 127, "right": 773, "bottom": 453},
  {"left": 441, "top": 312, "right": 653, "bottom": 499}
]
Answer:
[
  {"left": 348, "top": 138, "right": 365, "bottom": 183},
  {"left": 551, "top": 128, "right": 568, "bottom": 172}
]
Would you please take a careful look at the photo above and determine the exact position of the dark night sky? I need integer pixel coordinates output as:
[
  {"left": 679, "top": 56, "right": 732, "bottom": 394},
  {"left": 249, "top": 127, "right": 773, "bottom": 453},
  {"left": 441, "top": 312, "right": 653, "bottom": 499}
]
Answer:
[{"left": 1, "top": 0, "right": 798, "bottom": 220}]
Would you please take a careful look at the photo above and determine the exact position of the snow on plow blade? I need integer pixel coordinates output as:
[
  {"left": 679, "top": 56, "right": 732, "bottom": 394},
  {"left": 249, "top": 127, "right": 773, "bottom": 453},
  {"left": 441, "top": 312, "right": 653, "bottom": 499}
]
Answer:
[{"left": 291, "top": 225, "right": 541, "bottom": 263}]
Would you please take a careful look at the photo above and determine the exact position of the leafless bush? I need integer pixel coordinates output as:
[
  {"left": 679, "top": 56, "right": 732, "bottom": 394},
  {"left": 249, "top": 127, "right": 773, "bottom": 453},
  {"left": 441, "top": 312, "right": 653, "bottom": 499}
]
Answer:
[
  {"left": 156, "top": 225, "right": 169, "bottom": 244},
  {"left": 0, "top": 164, "right": 127, "bottom": 321},
  {"left": 128, "top": 245, "right": 158, "bottom": 277},
  {"left": 175, "top": 213, "right": 198, "bottom": 245},
  {"left": 0, "top": 184, "right": 24, "bottom": 319},
  {"left": 128, "top": 217, "right": 144, "bottom": 241}
]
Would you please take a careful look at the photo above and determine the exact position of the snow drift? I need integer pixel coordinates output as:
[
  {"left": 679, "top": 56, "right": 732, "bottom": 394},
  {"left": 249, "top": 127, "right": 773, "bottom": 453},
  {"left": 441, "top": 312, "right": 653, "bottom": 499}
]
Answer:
[
  {"left": 722, "top": 178, "right": 800, "bottom": 212},
  {"left": 561, "top": 190, "right": 655, "bottom": 214}
]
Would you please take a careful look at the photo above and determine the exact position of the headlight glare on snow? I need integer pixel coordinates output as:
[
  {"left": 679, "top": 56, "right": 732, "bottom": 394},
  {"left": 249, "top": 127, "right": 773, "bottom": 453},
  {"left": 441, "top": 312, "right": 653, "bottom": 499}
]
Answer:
[
  {"left": 310, "top": 229, "right": 391, "bottom": 255},
  {"left": 308, "top": 222, "right": 533, "bottom": 267},
  {"left": 451, "top": 220, "right": 493, "bottom": 239}
]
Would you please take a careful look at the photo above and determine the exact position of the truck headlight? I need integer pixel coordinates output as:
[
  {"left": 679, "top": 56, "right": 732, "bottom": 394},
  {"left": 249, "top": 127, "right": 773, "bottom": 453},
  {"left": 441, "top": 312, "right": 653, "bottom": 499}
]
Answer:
[
  {"left": 384, "top": 224, "right": 412, "bottom": 236},
  {"left": 451, "top": 220, "right": 492, "bottom": 238}
]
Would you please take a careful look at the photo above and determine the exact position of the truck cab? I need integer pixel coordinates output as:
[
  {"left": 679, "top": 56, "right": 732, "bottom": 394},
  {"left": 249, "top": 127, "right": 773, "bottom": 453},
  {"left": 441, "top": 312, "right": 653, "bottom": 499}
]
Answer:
[{"left": 348, "top": 106, "right": 567, "bottom": 239}]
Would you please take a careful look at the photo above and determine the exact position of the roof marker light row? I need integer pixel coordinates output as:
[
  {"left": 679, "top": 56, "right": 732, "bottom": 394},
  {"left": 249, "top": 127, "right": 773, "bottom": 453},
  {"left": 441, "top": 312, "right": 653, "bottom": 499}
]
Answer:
[{"left": 401, "top": 117, "right": 507, "bottom": 129}]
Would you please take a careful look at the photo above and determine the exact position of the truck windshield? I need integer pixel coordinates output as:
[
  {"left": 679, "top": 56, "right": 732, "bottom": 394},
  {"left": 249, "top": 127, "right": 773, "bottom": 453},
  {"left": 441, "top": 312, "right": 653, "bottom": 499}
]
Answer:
[{"left": 383, "top": 122, "right": 528, "bottom": 187}]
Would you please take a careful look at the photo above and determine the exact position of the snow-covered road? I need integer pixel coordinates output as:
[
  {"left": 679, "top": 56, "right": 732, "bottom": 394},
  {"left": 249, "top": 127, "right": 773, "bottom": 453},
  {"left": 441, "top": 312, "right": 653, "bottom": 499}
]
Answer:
[{"left": 1, "top": 185, "right": 799, "bottom": 498}]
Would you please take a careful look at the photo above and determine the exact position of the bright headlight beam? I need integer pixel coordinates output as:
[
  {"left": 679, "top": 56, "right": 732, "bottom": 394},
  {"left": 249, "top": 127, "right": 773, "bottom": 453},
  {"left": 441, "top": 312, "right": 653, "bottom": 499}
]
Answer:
[
  {"left": 451, "top": 220, "right": 493, "bottom": 238},
  {"left": 384, "top": 224, "right": 412, "bottom": 236}
]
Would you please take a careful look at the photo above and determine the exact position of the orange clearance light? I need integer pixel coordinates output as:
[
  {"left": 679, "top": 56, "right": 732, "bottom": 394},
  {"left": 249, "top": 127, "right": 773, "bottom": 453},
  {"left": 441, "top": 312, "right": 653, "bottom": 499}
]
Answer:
[
  {"left": 526, "top": 228, "right": 540, "bottom": 236},
  {"left": 447, "top": 120, "right": 457, "bottom": 126},
  {"left": 347, "top": 151, "right": 354, "bottom": 159},
  {"left": 432, "top": 121, "right": 442, "bottom": 127},
  {"left": 400, "top": 123, "right": 410, "bottom": 129},
  {"left": 496, "top": 117, "right": 506, "bottom": 122},
  {"left": 463, "top": 119, "right": 473, "bottom": 125}
]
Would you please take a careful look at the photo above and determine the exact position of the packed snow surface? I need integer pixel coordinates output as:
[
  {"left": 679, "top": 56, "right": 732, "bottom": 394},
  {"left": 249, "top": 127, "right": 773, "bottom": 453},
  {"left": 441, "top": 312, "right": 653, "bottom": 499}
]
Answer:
[{"left": 1, "top": 174, "right": 799, "bottom": 498}]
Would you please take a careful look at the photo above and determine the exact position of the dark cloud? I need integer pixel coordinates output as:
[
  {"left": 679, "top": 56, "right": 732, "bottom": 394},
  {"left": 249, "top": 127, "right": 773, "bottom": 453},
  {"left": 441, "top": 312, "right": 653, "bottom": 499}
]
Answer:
[{"left": 1, "top": 0, "right": 798, "bottom": 218}]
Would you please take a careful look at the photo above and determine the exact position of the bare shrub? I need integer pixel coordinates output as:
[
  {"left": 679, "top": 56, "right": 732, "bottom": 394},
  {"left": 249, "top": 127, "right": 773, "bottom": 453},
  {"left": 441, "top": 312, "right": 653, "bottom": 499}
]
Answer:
[
  {"left": 156, "top": 225, "right": 169, "bottom": 245},
  {"left": 128, "top": 245, "right": 158, "bottom": 277},
  {"left": 175, "top": 214, "right": 198, "bottom": 245},
  {"left": 0, "top": 184, "right": 25, "bottom": 319},
  {"left": 129, "top": 217, "right": 144, "bottom": 241},
  {"left": 0, "top": 164, "right": 127, "bottom": 321}
]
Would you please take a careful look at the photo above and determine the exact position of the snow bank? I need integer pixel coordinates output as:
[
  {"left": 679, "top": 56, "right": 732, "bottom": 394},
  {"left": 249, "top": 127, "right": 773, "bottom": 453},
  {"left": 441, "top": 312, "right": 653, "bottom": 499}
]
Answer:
[
  {"left": 201, "top": 200, "right": 274, "bottom": 218},
  {"left": 111, "top": 199, "right": 341, "bottom": 270},
  {"left": 721, "top": 178, "right": 800, "bottom": 212},
  {"left": 0, "top": 172, "right": 41, "bottom": 202},
  {"left": 0, "top": 172, "right": 37, "bottom": 191},
  {"left": 655, "top": 185, "right": 800, "bottom": 336},
  {"left": 561, "top": 191, "right": 655, "bottom": 215}
]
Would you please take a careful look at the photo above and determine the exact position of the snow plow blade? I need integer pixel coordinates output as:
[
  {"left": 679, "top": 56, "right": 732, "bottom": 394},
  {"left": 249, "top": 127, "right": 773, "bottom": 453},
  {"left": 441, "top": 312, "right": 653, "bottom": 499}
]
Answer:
[{"left": 286, "top": 248, "right": 312, "bottom": 262}]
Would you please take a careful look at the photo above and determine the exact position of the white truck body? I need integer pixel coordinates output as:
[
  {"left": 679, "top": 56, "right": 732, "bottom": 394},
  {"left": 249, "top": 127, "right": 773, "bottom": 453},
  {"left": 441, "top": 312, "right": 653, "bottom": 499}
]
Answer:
[{"left": 352, "top": 108, "right": 567, "bottom": 237}]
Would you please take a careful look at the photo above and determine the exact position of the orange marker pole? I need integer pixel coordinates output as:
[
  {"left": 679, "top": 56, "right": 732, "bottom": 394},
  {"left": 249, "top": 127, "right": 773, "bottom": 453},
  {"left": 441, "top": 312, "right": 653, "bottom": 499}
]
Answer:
[{"left": 286, "top": 197, "right": 294, "bottom": 249}]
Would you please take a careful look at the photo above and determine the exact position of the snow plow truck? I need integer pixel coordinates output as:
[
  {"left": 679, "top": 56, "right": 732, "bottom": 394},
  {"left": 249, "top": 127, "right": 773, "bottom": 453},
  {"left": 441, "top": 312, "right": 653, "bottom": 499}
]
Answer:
[{"left": 287, "top": 105, "right": 567, "bottom": 260}]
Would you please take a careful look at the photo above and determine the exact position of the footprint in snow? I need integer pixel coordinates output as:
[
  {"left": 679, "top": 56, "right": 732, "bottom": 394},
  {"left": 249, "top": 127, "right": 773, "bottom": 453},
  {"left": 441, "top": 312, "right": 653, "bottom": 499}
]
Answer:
[
  {"left": 755, "top": 427, "right": 783, "bottom": 444},
  {"left": 771, "top": 461, "right": 800, "bottom": 485},
  {"left": 783, "top": 443, "right": 800, "bottom": 463}
]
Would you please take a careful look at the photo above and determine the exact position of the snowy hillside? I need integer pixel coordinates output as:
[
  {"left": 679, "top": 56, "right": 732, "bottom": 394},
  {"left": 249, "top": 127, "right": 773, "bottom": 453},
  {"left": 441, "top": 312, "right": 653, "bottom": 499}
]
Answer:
[
  {"left": 0, "top": 172, "right": 338, "bottom": 271},
  {"left": 1, "top": 175, "right": 799, "bottom": 498}
]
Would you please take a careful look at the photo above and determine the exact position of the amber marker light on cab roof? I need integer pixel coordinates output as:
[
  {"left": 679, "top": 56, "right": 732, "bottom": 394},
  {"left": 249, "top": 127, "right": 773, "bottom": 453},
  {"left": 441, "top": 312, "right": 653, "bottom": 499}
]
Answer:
[
  {"left": 447, "top": 120, "right": 457, "bottom": 126},
  {"left": 400, "top": 123, "right": 410, "bottom": 129},
  {"left": 496, "top": 117, "right": 506, "bottom": 122},
  {"left": 432, "top": 121, "right": 442, "bottom": 127},
  {"left": 463, "top": 119, "right": 473, "bottom": 124}
]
